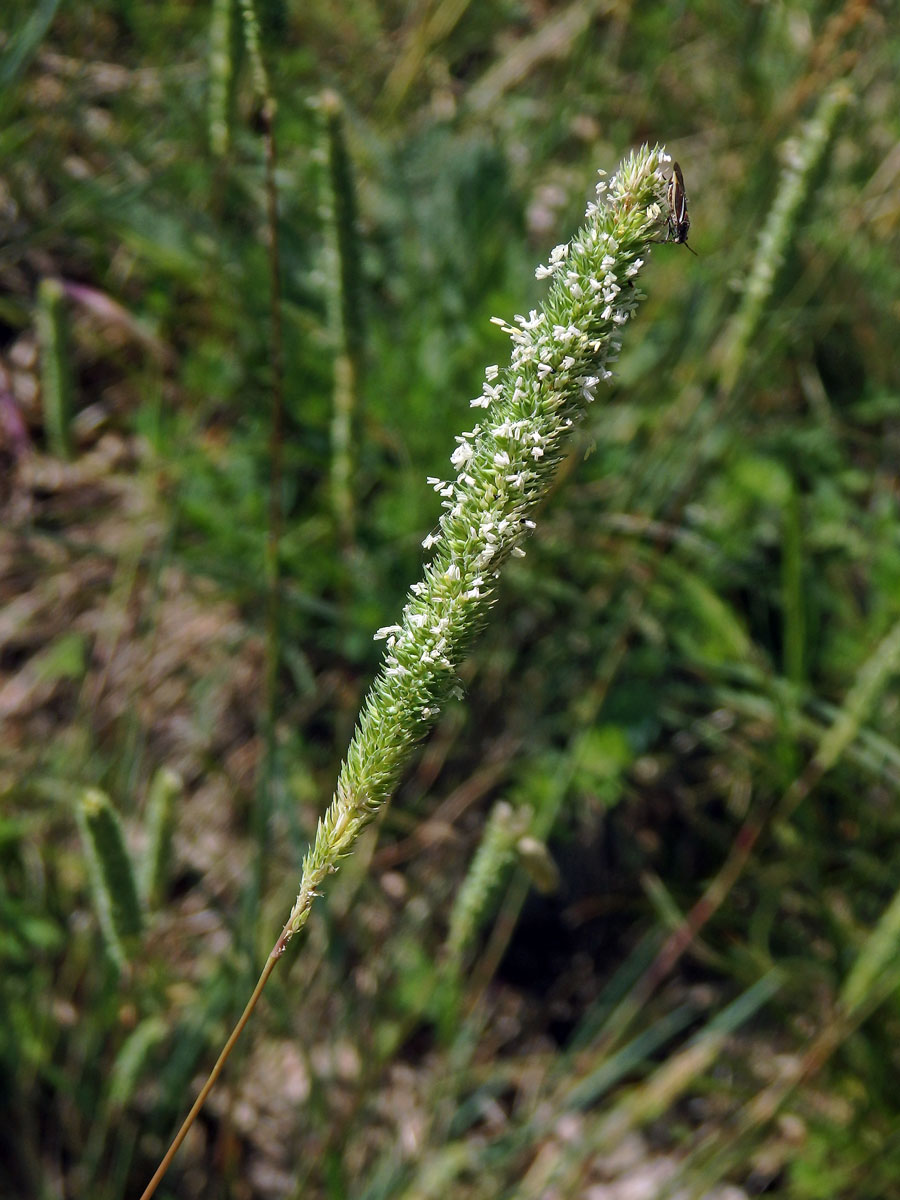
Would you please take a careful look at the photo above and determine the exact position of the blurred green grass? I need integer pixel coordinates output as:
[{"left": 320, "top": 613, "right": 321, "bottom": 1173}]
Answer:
[{"left": 2, "top": 1, "right": 900, "bottom": 1197}]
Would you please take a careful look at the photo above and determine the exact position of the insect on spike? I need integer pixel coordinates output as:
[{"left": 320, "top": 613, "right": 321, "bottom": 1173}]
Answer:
[{"left": 665, "top": 161, "right": 698, "bottom": 256}]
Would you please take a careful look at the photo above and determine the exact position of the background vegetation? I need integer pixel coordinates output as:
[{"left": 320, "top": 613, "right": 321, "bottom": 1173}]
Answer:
[{"left": 2, "top": 1, "right": 900, "bottom": 1197}]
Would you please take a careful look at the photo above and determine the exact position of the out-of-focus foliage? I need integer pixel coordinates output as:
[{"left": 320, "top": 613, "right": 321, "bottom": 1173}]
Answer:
[{"left": 1, "top": 1, "right": 900, "bottom": 1197}]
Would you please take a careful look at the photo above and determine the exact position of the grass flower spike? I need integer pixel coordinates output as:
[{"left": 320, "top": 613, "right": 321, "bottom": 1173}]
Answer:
[{"left": 279, "top": 143, "right": 673, "bottom": 951}]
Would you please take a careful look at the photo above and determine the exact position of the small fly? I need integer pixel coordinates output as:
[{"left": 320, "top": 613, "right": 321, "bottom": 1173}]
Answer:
[{"left": 665, "top": 161, "right": 698, "bottom": 256}]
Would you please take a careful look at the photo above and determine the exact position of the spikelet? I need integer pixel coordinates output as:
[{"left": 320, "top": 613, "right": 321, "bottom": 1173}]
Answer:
[
  {"left": 77, "top": 787, "right": 142, "bottom": 970},
  {"left": 140, "top": 768, "right": 183, "bottom": 911},
  {"left": 277, "top": 145, "right": 675, "bottom": 952}
]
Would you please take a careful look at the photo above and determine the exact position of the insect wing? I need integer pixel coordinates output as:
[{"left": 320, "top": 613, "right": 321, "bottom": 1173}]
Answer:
[
  {"left": 670, "top": 162, "right": 688, "bottom": 230},
  {"left": 666, "top": 161, "right": 697, "bottom": 253}
]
